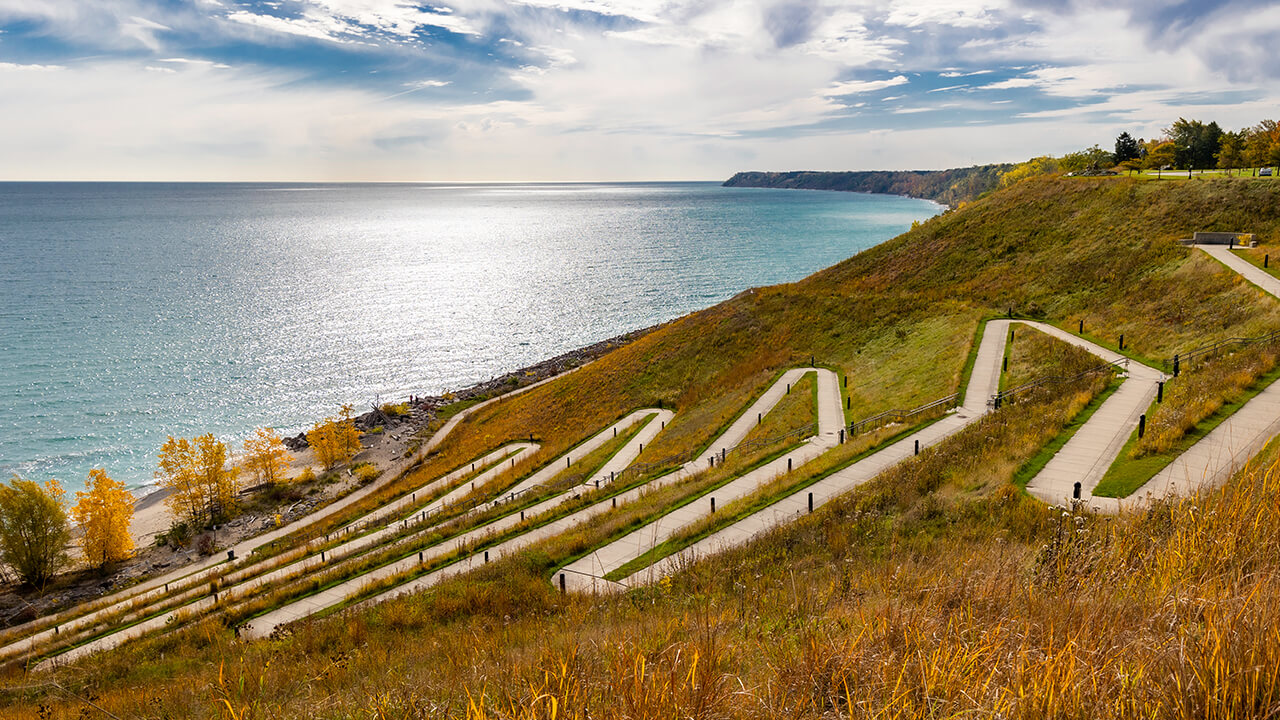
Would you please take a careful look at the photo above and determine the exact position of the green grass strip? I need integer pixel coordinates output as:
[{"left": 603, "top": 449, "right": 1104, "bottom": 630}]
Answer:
[
  {"left": 1093, "top": 361, "right": 1280, "bottom": 497},
  {"left": 1012, "top": 377, "right": 1121, "bottom": 489}
]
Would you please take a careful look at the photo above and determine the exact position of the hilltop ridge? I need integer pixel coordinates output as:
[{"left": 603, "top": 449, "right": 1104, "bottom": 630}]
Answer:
[{"left": 723, "top": 164, "right": 1013, "bottom": 205}]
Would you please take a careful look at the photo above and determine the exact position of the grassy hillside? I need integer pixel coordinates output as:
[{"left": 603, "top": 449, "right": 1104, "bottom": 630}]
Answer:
[{"left": 8, "top": 174, "right": 1280, "bottom": 718}]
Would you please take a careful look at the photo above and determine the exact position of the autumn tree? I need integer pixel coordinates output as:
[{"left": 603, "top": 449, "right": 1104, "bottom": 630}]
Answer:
[
  {"left": 72, "top": 469, "right": 135, "bottom": 568},
  {"left": 157, "top": 433, "right": 239, "bottom": 527},
  {"left": 0, "top": 477, "right": 70, "bottom": 589},
  {"left": 158, "top": 436, "right": 203, "bottom": 527},
  {"left": 307, "top": 413, "right": 362, "bottom": 471},
  {"left": 1144, "top": 141, "right": 1178, "bottom": 175},
  {"left": 243, "top": 427, "right": 290, "bottom": 486},
  {"left": 195, "top": 433, "right": 239, "bottom": 521}
]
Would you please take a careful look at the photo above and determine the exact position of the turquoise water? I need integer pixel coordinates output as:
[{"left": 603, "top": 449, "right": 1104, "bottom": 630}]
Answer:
[{"left": 0, "top": 182, "right": 939, "bottom": 492}]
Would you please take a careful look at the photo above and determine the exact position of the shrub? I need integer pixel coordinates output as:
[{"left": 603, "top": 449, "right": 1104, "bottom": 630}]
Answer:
[{"left": 353, "top": 464, "right": 380, "bottom": 485}]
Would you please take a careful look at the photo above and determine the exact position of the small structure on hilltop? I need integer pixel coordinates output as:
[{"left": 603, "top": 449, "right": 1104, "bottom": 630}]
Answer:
[{"left": 1179, "top": 231, "right": 1256, "bottom": 247}]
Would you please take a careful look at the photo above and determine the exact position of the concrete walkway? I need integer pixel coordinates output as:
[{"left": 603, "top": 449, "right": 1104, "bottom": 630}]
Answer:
[
  {"left": 1021, "top": 322, "right": 1168, "bottom": 505},
  {"left": 560, "top": 368, "right": 855, "bottom": 592},
  {"left": 1198, "top": 243, "right": 1280, "bottom": 297},
  {"left": 4, "top": 369, "right": 571, "bottom": 658},
  {"left": 238, "top": 409, "right": 672, "bottom": 639},
  {"left": 1104, "top": 244, "right": 1280, "bottom": 506},
  {"left": 7, "top": 440, "right": 539, "bottom": 666},
  {"left": 32, "top": 411, "right": 667, "bottom": 665},
  {"left": 593, "top": 321, "right": 1008, "bottom": 590},
  {"left": 243, "top": 366, "right": 838, "bottom": 634}
]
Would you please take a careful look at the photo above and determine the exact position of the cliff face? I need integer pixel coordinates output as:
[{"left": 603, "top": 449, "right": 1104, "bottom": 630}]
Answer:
[{"left": 723, "top": 165, "right": 1013, "bottom": 206}]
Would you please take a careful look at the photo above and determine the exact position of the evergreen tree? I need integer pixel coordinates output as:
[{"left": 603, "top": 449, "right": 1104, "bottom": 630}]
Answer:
[{"left": 1114, "top": 132, "right": 1141, "bottom": 163}]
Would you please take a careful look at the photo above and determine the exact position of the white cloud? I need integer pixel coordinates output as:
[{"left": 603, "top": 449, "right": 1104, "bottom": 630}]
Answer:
[
  {"left": 225, "top": 9, "right": 355, "bottom": 42},
  {"left": 976, "top": 76, "right": 1038, "bottom": 90},
  {"left": 824, "top": 75, "right": 908, "bottom": 96},
  {"left": 159, "top": 57, "right": 231, "bottom": 69},
  {"left": 0, "top": 61, "right": 64, "bottom": 71},
  {"left": 305, "top": 0, "right": 479, "bottom": 37},
  {"left": 884, "top": 0, "right": 1006, "bottom": 29}
]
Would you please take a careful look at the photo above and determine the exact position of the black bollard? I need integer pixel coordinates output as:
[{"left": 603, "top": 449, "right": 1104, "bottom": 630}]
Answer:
[
  {"left": 839, "top": 429, "right": 845, "bottom": 444},
  {"left": 787, "top": 383, "right": 790, "bottom": 394},
  {"left": 787, "top": 457, "right": 792, "bottom": 472},
  {"left": 914, "top": 439, "right": 920, "bottom": 456},
  {"left": 612, "top": 497, "right": 616, "bottom": 508},
  {"left": 846, "top": 396, "right": 850, "bottom": 409},
  {"left": 811, "top": 355, "right": 814, "bottom": 366},
  {"left": 559, "top": 573, "right": 566, "bottom": 593},
  {"left": 1119, "top": 334, "right": 1125, "bottom": 351},
  {"left": 1003, "top": 356, "right": 1008, "bottom": 372},
  {"left": 614, "top": 427, "right": 617, "bottom": 437},
  {"left": 808, "top": 492, "right": 813, "bottom": 513},
  {"left": 758, "top": 412, "right": 761, "bottom": 425},
  {"left": 1267, "top": 254, "right": 1271, "bottom": 268},
  {"left": 844, "top": 375, "right": 847, "bottom": 387},
  {"left": 227, "top": 550, "right": 235, "bottom": 562},
  {"left": 711, "top": 497, "right": 716, "bottom": 513},
  {"left": 1073, "top": 481, "right": 1082, "bottom": 500},
  {"left": 321, "top": 551, "right": 325, "bottom": 562},
  {"left": 1079, "top": 318, "right": 1084, "bottom": 334},
  {"left": 1138, "top": 414, "right": 1146, "bottom": 439},
  {"left": 419, "top": 551, "right": 424, "bottom": 563},
  {"left": 1158, "top": 381, "right": 1164, "bottom": 403},
  {"left": 520, "top": 510, "right": 524, "bottom": 521},
  {"left": 567, "top": 456, "right": 571, "bottom": 467},
  {"left": 1174, "top": 354, "right": 1180, "bottom": 377},
  {"left": 485, "top": 551, "right": 489, "bottom": 563}
]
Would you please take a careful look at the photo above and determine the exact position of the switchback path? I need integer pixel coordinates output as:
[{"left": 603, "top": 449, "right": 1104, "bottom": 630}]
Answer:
[
  {"left": 561, "top": 368, "right": 844, "bottom": 592},
  {"left": 591, "top": 320, "right": 1007, "bottom": 591},
  {"left": 1109, "top": 245, "right": 1280, "bottom": 506},
  {"left": 235, "top": 409, "right": 671, "bottom": 640},
  {"left": 245, "top": 366, "right": 839, "bottom": 633},
  {"left": 1022, "top": 323, "right": 1168, "bottom": 506},
  {"left": 1, "top": 367, "right": 571, "bottom": 659}
]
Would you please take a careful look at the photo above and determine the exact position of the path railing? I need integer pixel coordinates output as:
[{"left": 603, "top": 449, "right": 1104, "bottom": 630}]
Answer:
[
  {"left": 848, "top": 393, "right": 958, "bottom": 436},
  {"left": 1164, "top": 328, "right": 1280, "bottom": 376},
  {"left": 989, "top": 359, "right": 1125, "bottom": 409}
]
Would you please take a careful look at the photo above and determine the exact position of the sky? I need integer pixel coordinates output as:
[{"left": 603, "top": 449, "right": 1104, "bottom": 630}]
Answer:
[{"left": 0, "top": 0, "right": 1277, "bottom": 181}]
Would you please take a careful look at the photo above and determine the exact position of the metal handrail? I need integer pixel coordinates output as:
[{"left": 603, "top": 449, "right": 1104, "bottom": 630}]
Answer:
[
  {"left": 848, "top": 393, "right": 958, "bottom": 436},
  {"left": 989, "top": 359, "right": 1126, "bottom": 408},
  {"left": 1165, "top": 329, "right": 1280, "bottom": 373}
]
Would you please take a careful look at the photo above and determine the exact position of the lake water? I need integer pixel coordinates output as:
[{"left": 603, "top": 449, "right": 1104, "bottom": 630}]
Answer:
[{"left": 0, "top": 182, "right": 940, "bottom": 492}]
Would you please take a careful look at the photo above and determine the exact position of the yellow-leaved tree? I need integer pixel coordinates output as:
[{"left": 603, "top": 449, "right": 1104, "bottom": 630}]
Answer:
[
  {"left": 243, "top": 427, "right": 290, "bottom": 486},
  {"left": 158, "top": 433, "right": 239, "bottom": 526},
  {"left": 157, "top": 436, "right": 203, "bottom": 527},
  {"left": 0, "top": 477, "right": 70, "bottom": 589},
  {"left": 72, "top": 469, "right": 135, "bottom": 568},
  {"left": 195, "top": 433, "right": 239, "bottom": 521},
  {"left": 306, "top": 408, "right": 362, "bottom": 470}
]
